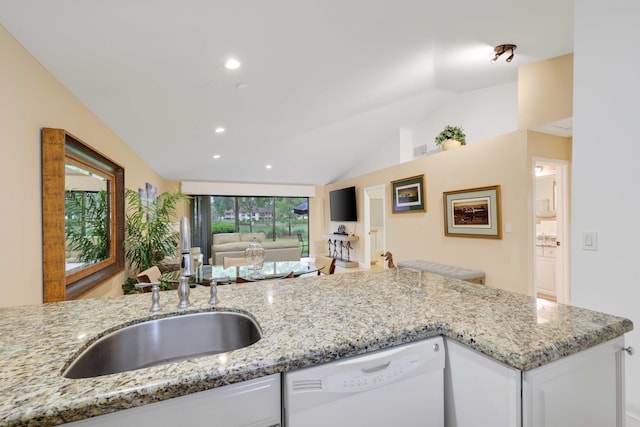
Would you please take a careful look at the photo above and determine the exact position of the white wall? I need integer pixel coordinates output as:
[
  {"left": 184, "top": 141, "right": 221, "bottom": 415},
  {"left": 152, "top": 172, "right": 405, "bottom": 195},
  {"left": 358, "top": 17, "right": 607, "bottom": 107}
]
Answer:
[
  {"left": 572, "top": 0, "right": 640, "bottom": 419},
  {"left": 338, "top": 82, "right": 518, "bottom": 182},
  {"left": 412, "top": 82, "right": 518, "bottom": 152},
  {"left": 337, "top": 129, "right": 401, "bottom": 181}
]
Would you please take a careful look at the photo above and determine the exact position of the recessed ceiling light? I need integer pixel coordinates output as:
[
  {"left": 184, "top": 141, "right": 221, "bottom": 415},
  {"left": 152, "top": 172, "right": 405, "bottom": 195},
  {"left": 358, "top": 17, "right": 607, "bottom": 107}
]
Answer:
[
  {"left": 213, "top": 154, "right": 221, "bottom": 159},
  {"left": 266, "top": 164, "right": 272, "bottom": 169},
  {"left": 214, "top": 127, "right": 225, "bottom": 134},
  {"left": 225, "top": 58, "right": 241, "bottom": 70},
  {"left": 236, "top": 82, "right": 249, "bottom": 89}
]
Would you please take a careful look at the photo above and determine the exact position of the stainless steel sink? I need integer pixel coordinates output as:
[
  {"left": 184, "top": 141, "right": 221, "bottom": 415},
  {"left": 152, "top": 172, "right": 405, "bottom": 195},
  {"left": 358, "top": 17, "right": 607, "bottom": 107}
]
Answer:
[{"left": 63, "top": 311, "right": 262, "bottom": 379}]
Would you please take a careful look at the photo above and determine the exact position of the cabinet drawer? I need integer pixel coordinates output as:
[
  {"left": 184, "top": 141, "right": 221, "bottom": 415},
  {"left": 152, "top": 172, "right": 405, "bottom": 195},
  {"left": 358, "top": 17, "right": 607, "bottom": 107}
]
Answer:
[
  {"left": 543, "top": 246, "right": 556, "bottom": 257},
  {"left": 66, "top": 375, "right": 281, "bottom": 426}
]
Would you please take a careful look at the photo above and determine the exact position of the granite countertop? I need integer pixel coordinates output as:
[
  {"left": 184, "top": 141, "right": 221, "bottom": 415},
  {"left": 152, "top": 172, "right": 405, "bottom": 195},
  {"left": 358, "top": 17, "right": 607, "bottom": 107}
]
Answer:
[{"left": 0, "top": 269, "right": 633, "bottom": 426}]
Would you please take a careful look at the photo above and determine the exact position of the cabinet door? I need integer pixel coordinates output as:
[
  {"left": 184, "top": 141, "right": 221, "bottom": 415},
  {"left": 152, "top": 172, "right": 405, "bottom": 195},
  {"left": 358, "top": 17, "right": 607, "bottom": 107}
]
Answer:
[
  {"left": 543, "top": 246, "right": 557, "bottom": 258},
  {"left": 536, "top": 256, "right": 556, "bottom": 296},
  {"left": 67, "top": 374, "right": 281, "bottom": 427},
  {"left": 444, "top": 338, "right": 521, "bottom": 427},
  {"left": 522, "top": 336, "right": 625, "bottom": 427}
]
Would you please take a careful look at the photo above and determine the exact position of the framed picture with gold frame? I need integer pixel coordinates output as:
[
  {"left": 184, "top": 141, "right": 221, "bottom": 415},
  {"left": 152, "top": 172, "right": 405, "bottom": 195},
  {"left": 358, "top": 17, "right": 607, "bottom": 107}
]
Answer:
[
  {"left": 391, "top": 175, "right": 425, "bottom": 213},
  {"left": 443, "top": 185, "right": 501, "bottom": 238}
]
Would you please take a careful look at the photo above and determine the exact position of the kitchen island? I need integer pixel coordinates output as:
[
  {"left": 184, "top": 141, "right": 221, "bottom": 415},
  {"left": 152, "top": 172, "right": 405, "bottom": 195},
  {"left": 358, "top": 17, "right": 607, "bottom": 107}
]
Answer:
[{"left": 0, "top": 268, "right": 633, "bottom": 426}]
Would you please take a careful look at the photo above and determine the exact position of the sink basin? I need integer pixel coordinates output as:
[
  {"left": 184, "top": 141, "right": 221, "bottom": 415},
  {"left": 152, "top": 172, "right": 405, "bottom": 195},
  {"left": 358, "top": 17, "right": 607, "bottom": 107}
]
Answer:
[{"left": 63, "top": 311, "right": 262, "bottom": 379}]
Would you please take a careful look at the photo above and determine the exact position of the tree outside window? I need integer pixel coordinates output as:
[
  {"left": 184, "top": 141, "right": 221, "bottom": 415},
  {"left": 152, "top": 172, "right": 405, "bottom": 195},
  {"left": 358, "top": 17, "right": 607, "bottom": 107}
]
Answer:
[{"left": 197, "top": 195, "right": 309, "bottom": 258}]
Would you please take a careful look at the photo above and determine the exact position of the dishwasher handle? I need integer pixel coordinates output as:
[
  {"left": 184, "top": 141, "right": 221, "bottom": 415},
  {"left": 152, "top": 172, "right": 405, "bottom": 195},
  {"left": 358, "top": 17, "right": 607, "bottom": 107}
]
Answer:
[{"left": 361, "top": 361, "right": 391, "bottom": 374}]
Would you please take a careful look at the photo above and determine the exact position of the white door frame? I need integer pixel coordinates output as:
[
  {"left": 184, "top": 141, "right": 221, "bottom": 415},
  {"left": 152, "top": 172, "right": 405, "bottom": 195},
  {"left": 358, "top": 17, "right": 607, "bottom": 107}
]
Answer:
[
  {"left": 533, "top": 158, "right": 570, "bottom": 304},
  {"left": 363, "top": 185, "right": 386, "bottom": 269}
]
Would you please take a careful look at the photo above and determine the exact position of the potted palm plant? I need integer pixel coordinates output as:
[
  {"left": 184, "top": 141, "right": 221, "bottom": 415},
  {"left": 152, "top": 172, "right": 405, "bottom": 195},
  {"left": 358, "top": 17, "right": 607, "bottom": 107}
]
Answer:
[
  {"left": 122, "top": 188, "right": 188, "bottom": 293},
  {"left": 435, "top": 125, "right": 466, "bottom": 151}
]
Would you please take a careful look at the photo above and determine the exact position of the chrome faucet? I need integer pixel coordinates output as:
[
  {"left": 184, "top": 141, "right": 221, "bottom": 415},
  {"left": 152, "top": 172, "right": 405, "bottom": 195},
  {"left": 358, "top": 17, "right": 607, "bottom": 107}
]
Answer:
[
  {"left": 177, "top": 217, "right": 192, "bottom": 309},
  {"left": 135, "top": 282, "right": 161, "bottom": 312},
  {"left": 208, "top": 279, "right": 219, "bottom": 306}
]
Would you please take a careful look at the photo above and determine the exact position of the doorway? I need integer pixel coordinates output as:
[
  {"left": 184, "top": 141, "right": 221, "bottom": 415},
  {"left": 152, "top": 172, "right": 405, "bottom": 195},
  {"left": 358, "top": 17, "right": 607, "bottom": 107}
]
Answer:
[
  {"left": 533, "top": 159, "right": 570, "bottom": 304},
  {"left": 364, "top": 185, "right": 386, "bottom": 270}
]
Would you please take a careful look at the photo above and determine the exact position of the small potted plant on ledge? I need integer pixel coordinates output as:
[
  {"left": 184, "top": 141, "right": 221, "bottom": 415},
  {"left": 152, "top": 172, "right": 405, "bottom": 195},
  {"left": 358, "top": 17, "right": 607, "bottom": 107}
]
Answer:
[{"left": 435, "top": 125, "right": 466, "bottom": 151}]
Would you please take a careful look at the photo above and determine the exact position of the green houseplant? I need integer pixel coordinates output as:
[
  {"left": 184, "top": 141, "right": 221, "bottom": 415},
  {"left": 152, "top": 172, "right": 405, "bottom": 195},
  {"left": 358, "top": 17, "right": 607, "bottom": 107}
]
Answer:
[
  {"left": 434, "top": 125, "right": 466, "bottom": 150},
  {"left": 122, "top": 188, "right": 188, "bottom": 294},
  {"left": 123, "top": 188, "right": 189, "bottom": 275}
]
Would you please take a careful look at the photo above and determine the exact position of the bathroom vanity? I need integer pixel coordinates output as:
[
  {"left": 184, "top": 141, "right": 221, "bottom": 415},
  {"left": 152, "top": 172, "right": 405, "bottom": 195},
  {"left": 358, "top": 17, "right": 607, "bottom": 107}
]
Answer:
[{"left": 0, "top": 269, "right": 632, "bottom": 426}]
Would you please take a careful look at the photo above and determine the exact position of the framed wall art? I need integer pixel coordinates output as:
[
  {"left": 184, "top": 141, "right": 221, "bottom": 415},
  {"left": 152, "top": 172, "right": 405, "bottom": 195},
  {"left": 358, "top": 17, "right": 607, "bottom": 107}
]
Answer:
[
  {"left": 139, "top": 182, "right": 158, "bottom": 220},
  {"left": 392, "top": 174, "right": 425, "bottom": 213},
  {"left": 443, "top": 185, "right": 501, "bottom": 239}
]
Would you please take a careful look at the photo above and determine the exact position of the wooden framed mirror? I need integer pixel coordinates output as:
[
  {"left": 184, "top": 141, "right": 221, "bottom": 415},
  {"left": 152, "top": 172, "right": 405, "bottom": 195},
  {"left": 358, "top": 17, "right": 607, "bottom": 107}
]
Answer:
[{"left": 42, "top": 128, "right": 124, "bottom": 302}]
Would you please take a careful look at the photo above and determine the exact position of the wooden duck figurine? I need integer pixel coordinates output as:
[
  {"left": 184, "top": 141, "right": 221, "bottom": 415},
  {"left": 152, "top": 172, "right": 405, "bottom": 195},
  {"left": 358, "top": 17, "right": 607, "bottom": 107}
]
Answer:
[{"left": 383, "top": 251, "right": 396, "bottom": 269}]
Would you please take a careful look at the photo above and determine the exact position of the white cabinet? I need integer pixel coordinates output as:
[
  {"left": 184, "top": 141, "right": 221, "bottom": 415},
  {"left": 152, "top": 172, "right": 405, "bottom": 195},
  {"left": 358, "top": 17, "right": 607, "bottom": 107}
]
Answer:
[
  {"left": 444, "top": 338, "right": 521, "bottom": 427},
  {"left": 536, "top": 245, "right": 556, "bottom": 297},
  {"left": 445, "top": 336, "right": 626, "bottom": 427},
  {"left": 66, "top": 337, "right": 626, "bottom": 427},
  {"left": 522, "top": 336, "right": 625, "bottom": 427},
  {"left": 67, "top": 374, "right": 281, "bottom": 427}
]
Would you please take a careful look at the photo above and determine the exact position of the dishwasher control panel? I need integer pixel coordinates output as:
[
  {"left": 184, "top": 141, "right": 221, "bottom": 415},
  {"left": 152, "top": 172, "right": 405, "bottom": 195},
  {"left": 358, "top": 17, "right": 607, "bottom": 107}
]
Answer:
[{"left": 325, "top": 352, "right": 424, "bottom": 392}]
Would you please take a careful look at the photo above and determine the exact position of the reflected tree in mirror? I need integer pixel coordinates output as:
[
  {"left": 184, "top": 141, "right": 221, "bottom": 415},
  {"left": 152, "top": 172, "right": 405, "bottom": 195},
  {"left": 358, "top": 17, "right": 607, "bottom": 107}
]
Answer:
[{"left": 65, "top": 189, "right": 109, "bottom": 266}]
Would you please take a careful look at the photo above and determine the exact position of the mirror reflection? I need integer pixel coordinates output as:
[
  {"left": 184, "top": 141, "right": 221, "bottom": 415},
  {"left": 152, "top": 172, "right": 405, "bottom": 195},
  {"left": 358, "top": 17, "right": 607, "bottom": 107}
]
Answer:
[
  {"left": 64, "top": 162, "right": 111, "bottom": 275},
  {"left": 536, "top": 166, "right": 557, "bottom": 219}
]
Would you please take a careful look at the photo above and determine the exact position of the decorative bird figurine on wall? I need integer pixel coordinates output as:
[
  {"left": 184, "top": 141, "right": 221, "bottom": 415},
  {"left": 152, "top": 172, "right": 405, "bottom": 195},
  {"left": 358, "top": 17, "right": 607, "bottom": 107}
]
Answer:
[{"left": 383, "top": 251, "right": 395, "bottom": 269}]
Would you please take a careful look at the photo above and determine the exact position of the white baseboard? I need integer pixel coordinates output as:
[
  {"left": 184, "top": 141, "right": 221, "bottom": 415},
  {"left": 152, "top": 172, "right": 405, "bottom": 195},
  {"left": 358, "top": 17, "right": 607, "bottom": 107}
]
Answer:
[{"left": 628, "top": 412, "right": 640, "bottom": 427}]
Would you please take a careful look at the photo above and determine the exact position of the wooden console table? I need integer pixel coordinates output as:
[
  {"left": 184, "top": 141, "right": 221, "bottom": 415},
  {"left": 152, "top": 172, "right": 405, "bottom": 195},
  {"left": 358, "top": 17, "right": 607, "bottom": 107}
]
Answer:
[{"left": 322, "top": 234, "right": 359, "bottom": 268}]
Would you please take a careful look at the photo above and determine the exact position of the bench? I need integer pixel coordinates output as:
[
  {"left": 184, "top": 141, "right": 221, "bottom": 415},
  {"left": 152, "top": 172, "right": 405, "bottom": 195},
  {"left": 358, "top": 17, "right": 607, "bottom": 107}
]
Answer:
[{"left": 396, "top": 260, "right": 485, "bottom": 285}]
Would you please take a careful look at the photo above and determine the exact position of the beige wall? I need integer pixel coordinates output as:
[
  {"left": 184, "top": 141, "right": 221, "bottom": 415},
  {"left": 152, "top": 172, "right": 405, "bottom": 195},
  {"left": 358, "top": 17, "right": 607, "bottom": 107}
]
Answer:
[
  {"left": 323, "top": 132, "right": 533, "bottom": 295},
  {"left": 529, "top": 131, "right": 572, "bottom": 160},
  {"left": 518, "top": 54, "right": 573, "bottom": 130},
  {"left": 0, "top": 25, "right": 175, "bottom": 307},
  {"left": 319, "top": 54, "right": 574, "bottom": 295},
  {"left": 307, "top": 187, "right": 327, "bottom": 258},
  {"left": 322, "top": 130, "right": 571, "bottom": 295}
]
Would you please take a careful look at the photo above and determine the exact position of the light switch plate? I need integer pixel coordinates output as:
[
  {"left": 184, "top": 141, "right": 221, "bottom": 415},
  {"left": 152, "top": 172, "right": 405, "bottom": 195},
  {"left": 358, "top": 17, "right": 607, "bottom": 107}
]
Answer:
[{"left": 582, "top": 232, "right": 598, "bottom": 251}]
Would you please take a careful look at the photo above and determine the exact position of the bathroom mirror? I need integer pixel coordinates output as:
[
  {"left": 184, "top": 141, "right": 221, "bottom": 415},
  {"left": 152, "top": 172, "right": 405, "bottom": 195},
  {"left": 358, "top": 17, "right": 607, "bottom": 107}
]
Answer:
[
  {"left": 535, "top": 172, "right": 557, "bottom": 220},
  {"left": 42, "top": 128, "right": 124, "bottom": 302}
]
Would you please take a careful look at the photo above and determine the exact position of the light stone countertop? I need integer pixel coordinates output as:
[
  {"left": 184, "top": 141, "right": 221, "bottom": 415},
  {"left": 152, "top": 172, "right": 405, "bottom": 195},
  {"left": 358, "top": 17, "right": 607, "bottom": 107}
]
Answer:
[{"left": 0, "top": 268, "right": 633, "bottom": 426}]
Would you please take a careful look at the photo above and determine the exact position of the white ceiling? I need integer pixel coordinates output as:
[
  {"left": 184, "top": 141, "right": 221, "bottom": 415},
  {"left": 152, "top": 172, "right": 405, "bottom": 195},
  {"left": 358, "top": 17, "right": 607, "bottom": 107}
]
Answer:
[{"left": 0, "top": 0, "right": 573, "bottom": 186}]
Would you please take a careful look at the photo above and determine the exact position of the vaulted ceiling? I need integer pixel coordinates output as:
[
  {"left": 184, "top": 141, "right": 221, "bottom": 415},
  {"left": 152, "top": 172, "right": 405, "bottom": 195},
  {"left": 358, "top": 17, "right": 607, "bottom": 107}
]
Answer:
[{"left": 0, "top": 0, "right": 573, "bottom": 185}]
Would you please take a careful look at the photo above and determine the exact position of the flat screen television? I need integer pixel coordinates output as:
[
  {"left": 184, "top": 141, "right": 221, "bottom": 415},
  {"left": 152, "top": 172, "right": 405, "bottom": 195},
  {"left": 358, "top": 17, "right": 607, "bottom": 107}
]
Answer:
[{"left": 329, "top": 186, "right": 357, "bottom": 222}]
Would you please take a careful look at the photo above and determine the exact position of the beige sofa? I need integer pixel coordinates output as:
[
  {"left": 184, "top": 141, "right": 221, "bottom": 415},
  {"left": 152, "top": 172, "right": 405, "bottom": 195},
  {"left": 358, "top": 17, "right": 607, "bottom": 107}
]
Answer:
[{"left": 210, "top": 232, "right": 301, "bottom": 265}]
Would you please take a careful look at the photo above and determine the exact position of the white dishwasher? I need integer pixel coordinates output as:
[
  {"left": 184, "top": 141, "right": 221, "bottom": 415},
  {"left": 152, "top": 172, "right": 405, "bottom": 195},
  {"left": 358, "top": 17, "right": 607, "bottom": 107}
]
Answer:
[{"left": 284, "top": 336, "right": 444, "bottom": 427}]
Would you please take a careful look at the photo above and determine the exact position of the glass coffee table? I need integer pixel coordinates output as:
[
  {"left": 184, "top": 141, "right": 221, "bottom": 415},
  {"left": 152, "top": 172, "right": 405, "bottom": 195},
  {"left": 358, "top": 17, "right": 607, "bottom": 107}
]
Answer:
[{"left": 199, "top": 260, "right": 319, "bottom": 284}]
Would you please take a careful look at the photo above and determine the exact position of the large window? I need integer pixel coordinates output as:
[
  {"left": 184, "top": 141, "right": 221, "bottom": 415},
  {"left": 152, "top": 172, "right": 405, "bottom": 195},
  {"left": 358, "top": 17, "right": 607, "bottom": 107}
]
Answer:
[{"left": 191, "top": 195, "right": 309, "bottom": 261}]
